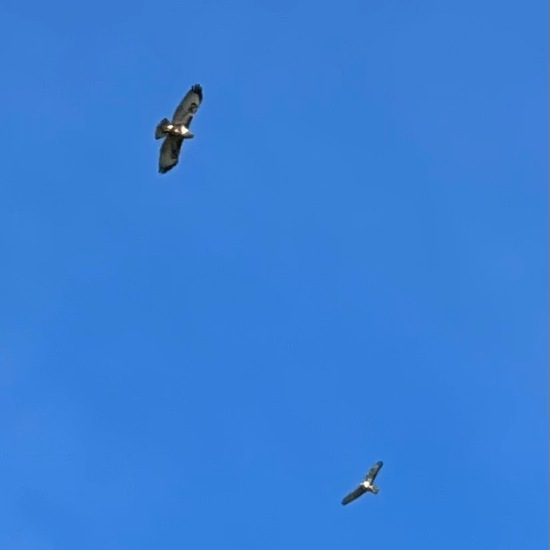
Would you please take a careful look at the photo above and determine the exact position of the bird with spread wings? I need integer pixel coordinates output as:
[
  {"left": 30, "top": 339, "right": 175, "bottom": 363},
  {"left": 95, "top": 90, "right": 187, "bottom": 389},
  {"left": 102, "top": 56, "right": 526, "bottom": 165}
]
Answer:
[
  {"left": 155, "top": 84, "right": 203, "bottom": 174},
  {"left": 341, "top": 461, "right": 384, "bottom": 505}
]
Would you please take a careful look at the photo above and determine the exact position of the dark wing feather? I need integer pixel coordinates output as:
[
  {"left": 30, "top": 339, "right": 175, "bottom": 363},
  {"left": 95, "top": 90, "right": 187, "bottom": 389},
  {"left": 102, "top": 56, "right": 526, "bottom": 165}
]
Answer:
[
  {"left": 158, "top": 135, "right": 183, "bottom": 174},
  {"left": 172, "top": 84, "right": 203, "bottom": 126},
  {"left": 365, "top": 461, "right": 383, "bottom": 483},
  {"left": 341, "top": 484, "right": 367, "bottom": 506}
]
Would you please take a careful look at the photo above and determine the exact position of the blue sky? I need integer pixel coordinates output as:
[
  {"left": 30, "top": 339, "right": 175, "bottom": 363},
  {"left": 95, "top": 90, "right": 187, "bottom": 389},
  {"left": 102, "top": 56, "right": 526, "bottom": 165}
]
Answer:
[{"left": 0, "top": 0, "right": 547, "bottom": 548}]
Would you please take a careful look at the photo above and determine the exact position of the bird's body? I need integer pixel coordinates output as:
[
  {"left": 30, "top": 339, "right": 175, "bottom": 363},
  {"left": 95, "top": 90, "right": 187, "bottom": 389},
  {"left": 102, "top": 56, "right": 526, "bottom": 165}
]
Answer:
[
  {"left": 155, "top": 84, "right": 203, "bottom": 174},
  {"left": 341, "top": 461, "right": 384, "bottom": 506},
  {"left": 161, "top": 123, "right": 193, "bottom": 137}
]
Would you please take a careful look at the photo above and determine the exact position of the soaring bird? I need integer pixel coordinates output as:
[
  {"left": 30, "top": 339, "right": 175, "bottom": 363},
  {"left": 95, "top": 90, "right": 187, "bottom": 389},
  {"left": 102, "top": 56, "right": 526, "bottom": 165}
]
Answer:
[
  {"left": 341, "top": 461, "right": 384, "bottom": 505},
  {"left": 155, "top": 84, "right": 203, "bottom": 174}
]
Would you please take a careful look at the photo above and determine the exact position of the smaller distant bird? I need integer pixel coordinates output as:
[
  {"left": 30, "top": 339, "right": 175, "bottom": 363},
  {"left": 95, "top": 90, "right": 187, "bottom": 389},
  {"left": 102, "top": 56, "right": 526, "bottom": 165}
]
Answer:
[
  {"left": 341, "top": 461, "right": 384, "bottom": 506},
  {"left": 155, "top": 83, "right": 203, "bottom": 174}
]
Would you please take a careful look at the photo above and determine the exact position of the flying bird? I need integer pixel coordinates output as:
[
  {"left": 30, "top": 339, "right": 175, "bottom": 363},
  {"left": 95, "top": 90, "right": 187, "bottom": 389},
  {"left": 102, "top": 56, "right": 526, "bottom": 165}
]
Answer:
[
  {"left": 341, "top": 461, "right": 384, "bottom": 505},
  {"left": 155, "top": 84, "right": 203, "bottom": 174}
]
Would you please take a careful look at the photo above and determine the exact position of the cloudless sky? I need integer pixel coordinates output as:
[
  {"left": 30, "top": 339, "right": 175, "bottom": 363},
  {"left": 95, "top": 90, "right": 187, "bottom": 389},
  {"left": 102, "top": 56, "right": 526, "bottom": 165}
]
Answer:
[{"left": 0, "top": 0, "right": 547, "bottom": 548}]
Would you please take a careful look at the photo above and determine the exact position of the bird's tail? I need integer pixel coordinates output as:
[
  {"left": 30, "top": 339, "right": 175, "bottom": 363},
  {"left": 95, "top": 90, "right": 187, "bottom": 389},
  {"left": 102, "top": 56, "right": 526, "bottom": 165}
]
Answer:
[
  {"left": 155, "top": 118, "right": 171, "bottom": 139},
  {"left": 370, "top": 485, "right": 379, "bottom": 494}
]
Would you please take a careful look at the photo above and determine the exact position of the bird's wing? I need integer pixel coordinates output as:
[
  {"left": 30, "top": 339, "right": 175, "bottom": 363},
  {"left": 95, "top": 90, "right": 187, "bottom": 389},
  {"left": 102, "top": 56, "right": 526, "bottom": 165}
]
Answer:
[
  {"left": 158, "top": 135, "right": 184, "bottom": 174},
  {"left": 365, "top": 461, "right": 383, "bottom": 483},
  {"left": 341, "top": 484, "right": 367, "bottom": 506},
  {"left": 172, "top": 84, "right": 203, "bottom": 126}
]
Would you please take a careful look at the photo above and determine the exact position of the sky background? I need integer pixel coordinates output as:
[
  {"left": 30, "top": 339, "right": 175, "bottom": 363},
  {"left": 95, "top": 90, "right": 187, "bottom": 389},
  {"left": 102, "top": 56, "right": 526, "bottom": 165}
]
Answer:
[{"left": 0, "top": 0, "right": 547, "bottom": 548}]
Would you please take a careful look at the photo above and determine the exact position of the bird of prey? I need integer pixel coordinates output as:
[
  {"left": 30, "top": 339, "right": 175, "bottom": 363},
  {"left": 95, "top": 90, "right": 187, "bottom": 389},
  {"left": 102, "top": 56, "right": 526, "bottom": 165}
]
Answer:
[
  {"left": 341, "top": 461, "right": 384, "bottom": 505},
  {"left": 155, "top": 83, "right": 203, "bottom": 174}
]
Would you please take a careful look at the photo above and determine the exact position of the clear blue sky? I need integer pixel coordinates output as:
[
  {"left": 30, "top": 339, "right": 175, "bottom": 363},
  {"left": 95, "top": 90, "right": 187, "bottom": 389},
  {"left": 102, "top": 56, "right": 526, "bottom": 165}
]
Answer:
[{"left": 0, "top": 0, "right": 547, "bottom": 548}]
